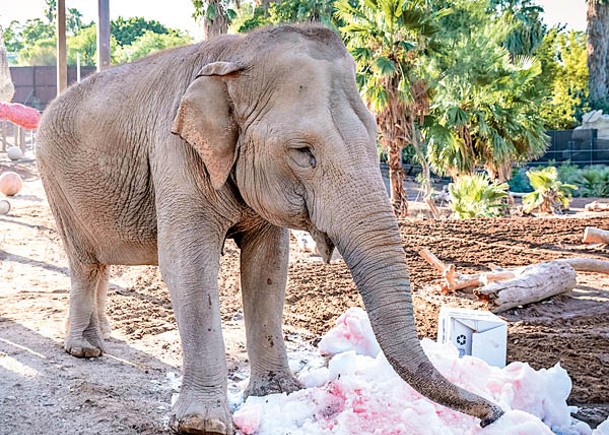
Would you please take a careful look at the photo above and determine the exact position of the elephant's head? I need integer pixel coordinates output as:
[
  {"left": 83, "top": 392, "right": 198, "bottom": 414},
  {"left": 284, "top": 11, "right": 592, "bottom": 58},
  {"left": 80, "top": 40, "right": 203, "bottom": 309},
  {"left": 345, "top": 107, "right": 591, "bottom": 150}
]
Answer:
[{"left": 172, "top": 24, "right": 503, "bottom": 427}]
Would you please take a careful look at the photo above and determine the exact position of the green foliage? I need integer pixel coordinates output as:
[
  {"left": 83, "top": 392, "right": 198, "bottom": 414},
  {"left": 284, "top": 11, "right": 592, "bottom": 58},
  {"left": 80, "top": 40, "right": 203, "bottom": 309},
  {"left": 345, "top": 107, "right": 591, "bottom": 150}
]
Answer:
[
  {"left": 269, "top": 0, "right": 336, "bottom": 25},
  {"left": 9, "top": 6, "right": 187, "bottom": 66},
  {"left": 17, "top": 37, "right": 56, "bottom": 65},
  {"left": 115, "top": 30, "right": 192, "bottom": 64},
  {"left": 424, "top": 0, "right": 548, "bottom": 179},
  {"left": 448, "top": 173, "right": 509, "bottom": 218},
  {"left": 192, "top": 0, "right": 236, "bottom": 26},
  {"left": 523, "top": 166, "right": 577, "bottom": 213},
  {"left": 508, "top": 167, "right": 533, "bottom": 192},
  {"left": 577, "top": 165, "right": 609, "bottom": 197},
  {"left": 111, "top": 17, "right": 170, "bottom": 47},
  {"left": 537, "top": 30, "right": 589, "bottom": 130},
  {"left": 230, "top": 0, "right": 339, "bottom": 33},
  {"left": 556, "top": 162, "right": 582, "bottom": 187},
  {"left": 489, "top": 0, "right": 546, "bottom": 56}
]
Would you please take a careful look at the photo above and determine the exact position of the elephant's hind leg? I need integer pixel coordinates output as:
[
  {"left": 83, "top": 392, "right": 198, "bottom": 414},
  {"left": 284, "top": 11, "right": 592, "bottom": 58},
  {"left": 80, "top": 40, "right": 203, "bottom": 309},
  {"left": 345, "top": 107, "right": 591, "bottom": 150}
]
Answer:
[
  {"left": 237, "top": 224, "right": 302, "bottom": 397},
  {"left": 65, "top": 261, "right": 108, "bottom": 358},
  {"left": 95, "top": 267, "right": 112, "bottom": 339}
]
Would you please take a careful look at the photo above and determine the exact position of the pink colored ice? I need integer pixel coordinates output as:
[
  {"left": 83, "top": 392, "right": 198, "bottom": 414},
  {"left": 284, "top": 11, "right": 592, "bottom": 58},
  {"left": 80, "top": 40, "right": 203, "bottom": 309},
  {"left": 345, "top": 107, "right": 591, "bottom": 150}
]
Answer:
[
  {"left": 233, "top": 307, "right": 608, "bottom": 435},
  {"left": 0, "top": 102, "right": 41, "bottom": 130}
]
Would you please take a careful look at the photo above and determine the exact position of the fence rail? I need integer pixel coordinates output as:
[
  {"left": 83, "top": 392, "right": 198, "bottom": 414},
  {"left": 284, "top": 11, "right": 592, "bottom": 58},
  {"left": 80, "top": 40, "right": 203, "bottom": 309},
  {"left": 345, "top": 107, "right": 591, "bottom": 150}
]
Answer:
[{"left": 531, "top": 129, "right": 609, "bottom": 167}]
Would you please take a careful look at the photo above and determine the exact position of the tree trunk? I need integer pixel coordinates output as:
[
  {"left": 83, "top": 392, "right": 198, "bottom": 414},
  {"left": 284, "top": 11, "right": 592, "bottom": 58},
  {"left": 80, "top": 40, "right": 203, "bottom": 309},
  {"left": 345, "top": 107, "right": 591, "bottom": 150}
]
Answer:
[
  {"left": 203, "top": 0, "right": 229, "bottom": 40},
  {"left": 587, "top": 0, "right": 609, "bottom": 110},
  {"left": 387, "top": 141, "right": 408, "bottom": 217},
  {"left": 475, "top": 261, "right": 577, "bottom": 313}
]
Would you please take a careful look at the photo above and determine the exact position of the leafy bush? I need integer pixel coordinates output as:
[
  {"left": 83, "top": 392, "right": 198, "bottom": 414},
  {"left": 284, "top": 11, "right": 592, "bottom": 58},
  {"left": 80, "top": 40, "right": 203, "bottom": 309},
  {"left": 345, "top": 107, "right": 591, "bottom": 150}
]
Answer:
[
  {"left": 556, "top": 162, "right": 582, "bottom": 192},
  {"left": 578, "top": 165, "right": 609, "bottom": 197},
  {"left": 508, "top": 167, "right": 533, "bottom": 193},
  {"left": 448, "top": 174, "right": 509, "bottom": 219},
  {"left": 523, "top": 167, "right": 577, "bottom": 213}
]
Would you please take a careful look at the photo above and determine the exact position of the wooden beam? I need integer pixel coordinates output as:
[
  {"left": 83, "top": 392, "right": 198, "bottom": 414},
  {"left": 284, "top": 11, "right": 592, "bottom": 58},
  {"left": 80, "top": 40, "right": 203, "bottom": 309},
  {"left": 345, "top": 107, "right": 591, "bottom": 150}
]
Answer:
[
  {"left": 97, "top": 0, "right": 111, "bottom": 71},
  {"left": 56, "top": 0, "right": 67, "bottom": 95}
]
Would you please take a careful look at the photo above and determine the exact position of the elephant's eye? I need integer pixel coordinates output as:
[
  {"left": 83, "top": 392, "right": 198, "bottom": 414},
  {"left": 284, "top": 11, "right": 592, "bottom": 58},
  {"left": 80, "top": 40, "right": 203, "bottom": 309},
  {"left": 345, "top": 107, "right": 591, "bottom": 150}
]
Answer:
[{"left": 288, "top": 146, "right": 317, "bottom": 169}]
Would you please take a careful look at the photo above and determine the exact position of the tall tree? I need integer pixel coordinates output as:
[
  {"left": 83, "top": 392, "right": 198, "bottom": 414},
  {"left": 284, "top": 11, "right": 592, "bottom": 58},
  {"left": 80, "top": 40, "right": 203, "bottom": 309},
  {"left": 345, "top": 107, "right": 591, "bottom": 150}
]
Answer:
[
  {"left": 192, "top": 0, "right": 235, "bottom": 39},
  {"left": 424, "top": 0, "right": 547, "bottom": 182},
  {"left": 587, "top": 0, "right": 609, "bottom": 111},
  {"left": 336, "top": 0, "right": 443, "bottom": 216},
  {"left": 111, "top": 17, "right": 169, "bottom": 47}
]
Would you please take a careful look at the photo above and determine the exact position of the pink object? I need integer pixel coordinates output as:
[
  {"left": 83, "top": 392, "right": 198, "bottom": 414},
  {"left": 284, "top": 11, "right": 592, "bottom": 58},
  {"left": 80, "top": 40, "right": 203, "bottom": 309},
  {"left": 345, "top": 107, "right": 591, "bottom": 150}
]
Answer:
[
  {"left": 0, "top": 171, "right": 22, "bottom": 196},
  {"left": 0, "top": 102, "right": 41, "bottom": 130},
  {"left": 232, "top": 308, "right": 596, "bottom": 435}
]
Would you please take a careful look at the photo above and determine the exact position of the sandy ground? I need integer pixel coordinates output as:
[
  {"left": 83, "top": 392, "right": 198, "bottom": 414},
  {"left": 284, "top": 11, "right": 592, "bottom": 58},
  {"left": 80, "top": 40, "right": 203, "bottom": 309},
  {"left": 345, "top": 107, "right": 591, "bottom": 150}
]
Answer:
[{"left": 1, "top": 155, "right": 608, "bottom": 433}]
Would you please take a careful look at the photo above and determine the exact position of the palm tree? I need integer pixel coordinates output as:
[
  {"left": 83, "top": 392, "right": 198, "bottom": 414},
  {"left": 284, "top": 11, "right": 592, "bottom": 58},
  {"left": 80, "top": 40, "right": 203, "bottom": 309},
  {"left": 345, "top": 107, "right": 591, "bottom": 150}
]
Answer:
[
  {"left": 424, "top": 5, "right": 547, "bottom": 182},
  {"left": 587, "top": 0, "right": 609, "bottom": 111},
  {"left": 489, "top": 0, "right": 546, "bottom": 57},
  {"left": 335, "top": 0, "right": 443, "bottom": 216},
  {"left": 192, "top": 0, "right": 236, "bottom": 39}
]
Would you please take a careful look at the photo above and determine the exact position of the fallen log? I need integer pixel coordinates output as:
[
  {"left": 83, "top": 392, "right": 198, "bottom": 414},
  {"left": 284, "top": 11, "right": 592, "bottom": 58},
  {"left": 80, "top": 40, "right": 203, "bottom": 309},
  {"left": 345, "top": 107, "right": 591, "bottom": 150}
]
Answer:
[
  {"left": 418, "top": 249, "right": 479, "bottom": 293},
  {"left": 475, "top": 261, "right": 577, "bottom": 313},
  {"left": 418, "top": 249, "right": 516, "bottom": 293},
  {"left": 583, "top": 227, "right": 609, "bottom": 244},
  {"left": 556, "top": 257, "right": 609, "bottom": 274},
  {"left": 584, "top": 201, "right": 609, "bottom": 212}
]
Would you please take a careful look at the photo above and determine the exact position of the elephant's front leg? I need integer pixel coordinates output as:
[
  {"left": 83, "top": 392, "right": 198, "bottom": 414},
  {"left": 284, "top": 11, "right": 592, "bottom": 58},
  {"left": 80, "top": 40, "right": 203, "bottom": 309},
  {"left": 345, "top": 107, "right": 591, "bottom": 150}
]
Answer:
[
  {"left": 158, "top": 218, "right": 231, "bottom": 435},
  {"left": 238, "top": 224, "right": 302, "bottom": 397}
]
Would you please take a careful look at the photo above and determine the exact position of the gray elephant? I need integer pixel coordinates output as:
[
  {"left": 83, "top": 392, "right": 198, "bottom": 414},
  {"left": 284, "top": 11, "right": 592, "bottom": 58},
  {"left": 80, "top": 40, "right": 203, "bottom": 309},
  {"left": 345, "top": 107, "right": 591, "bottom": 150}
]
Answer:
[{"left": 36, "top": 24, "right": 503, "bottom": 434}]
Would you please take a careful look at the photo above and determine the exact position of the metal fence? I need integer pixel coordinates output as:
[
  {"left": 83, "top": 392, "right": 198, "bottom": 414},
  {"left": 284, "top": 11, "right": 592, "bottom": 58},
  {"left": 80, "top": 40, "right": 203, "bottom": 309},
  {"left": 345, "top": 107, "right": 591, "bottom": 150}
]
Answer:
[
  {"left": 531, "top": 129, "right": 609, "bottom": 167},
  {"left": 9, "top": 66, "right": 97, "bottom": 110}
]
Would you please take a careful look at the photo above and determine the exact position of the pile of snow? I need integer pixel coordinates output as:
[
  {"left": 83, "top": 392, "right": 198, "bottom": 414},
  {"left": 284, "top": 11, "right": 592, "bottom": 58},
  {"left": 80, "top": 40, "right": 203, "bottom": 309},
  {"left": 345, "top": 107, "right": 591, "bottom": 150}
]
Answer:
[{"left": 230, "top": 307, "right": 608, "bottom": 435}]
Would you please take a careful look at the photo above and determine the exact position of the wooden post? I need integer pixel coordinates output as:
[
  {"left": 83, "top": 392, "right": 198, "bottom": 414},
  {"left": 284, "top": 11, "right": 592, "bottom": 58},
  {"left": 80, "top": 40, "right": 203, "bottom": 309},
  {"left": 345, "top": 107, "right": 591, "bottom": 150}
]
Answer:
[
  {"left": 97, "top": 0, "right": 111, "bottom": 71},
  {"left": 56, "top": 0, "right": 67, "bottom": 95},
  {"left": 18, "top": 126, "right": 26, "bottom": 152},
  {"left": 583, "top": 227, "right": 609, "bottom": 244},
  {"left": 1, "top": 120, "right": 6, "bottom": 152}
]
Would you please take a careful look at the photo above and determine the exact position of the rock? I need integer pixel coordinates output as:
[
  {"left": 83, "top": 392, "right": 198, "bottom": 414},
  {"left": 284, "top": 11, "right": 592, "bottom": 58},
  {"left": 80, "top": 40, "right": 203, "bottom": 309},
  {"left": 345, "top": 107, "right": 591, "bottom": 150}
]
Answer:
[
  {"left": 578, "top": 110, "right": 609, "bottom": 139},
  {"left": 0, "top": 199, "right": 9, "bottom": 214},
  {"left": 7, "top": 146, "right": 22, "bottom": 161},
  {"left": 583, "top": 109, "right": 603, "bottom": 124},
  {"left": 0, "top": 171, "right": 22, "bottom": 196}
]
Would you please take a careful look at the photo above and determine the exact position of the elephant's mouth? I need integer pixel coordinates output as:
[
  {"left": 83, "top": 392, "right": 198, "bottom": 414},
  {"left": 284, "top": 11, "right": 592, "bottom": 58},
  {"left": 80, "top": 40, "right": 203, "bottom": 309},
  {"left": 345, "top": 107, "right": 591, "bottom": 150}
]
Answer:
[{"left": 308, "top": 228, "right": 335, "bottom": 263}]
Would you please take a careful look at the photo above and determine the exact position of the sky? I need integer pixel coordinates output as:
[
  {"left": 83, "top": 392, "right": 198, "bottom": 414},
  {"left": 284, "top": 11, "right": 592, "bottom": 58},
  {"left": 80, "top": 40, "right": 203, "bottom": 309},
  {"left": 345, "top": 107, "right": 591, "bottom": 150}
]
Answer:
[{"left": 0, "top": 0, "right": 588, "bottom": 41}]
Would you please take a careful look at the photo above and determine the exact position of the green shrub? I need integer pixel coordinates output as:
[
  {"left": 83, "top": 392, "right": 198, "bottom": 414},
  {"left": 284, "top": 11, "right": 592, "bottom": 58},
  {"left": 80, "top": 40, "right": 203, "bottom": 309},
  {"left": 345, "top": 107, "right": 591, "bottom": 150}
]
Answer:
[
  {"left": 523, "top": 167, "right": 577, "bottom": 213},
  {"left": 448, "top": 174, "right": 509, "bottom": 219},
  {"left": 578, "top": 165, "right": 609, "bottom": 197},
  {"left": 508, "top": 167, "right": 533, "bottom": 193},
  {"left": 556, "top": 162, "right": 582, "bottom": 191}
]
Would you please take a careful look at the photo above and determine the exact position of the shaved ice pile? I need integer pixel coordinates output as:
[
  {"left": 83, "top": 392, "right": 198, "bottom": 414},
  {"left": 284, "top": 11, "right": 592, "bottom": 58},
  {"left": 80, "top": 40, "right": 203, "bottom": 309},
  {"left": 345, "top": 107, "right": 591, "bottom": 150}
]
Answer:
[{"left": 231, "top": 307, "right": 608, "bottom": 435}]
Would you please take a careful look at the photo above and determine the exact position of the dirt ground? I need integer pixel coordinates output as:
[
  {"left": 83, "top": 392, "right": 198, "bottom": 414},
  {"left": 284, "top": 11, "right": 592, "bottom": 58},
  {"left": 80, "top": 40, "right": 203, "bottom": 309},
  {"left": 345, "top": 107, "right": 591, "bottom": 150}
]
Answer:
[{"left": 1, "top": 156, "right": 608, "bottom": 434}]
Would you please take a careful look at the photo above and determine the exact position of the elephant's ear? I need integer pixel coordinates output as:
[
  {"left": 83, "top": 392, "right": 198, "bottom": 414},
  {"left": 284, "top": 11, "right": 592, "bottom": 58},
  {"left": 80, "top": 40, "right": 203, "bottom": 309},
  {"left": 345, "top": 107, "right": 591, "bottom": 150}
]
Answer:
[{"left": 171, "top": 61, "right": 244, "bottom": 190}]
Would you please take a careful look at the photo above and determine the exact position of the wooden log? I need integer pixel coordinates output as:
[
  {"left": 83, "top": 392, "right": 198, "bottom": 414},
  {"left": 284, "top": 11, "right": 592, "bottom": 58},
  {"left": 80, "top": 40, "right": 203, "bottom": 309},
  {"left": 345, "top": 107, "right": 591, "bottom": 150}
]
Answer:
[
  {"left": 583, "top": 227, "right": 609, "bottom": 244},
  {"left": 418, "top": 249, "right": 484, "bottom": 293},
  {"left": 425, "top": 198, "right": 441, "bottom": 219},
  {"left": 584, "top": 201, "right": 609, "bottom": 212},
  {"left": 557, "top": 257, "right": 609, "bottom": 274},
  {"left": 419, "top": 248, "right": 447, "bottom": 272},
  {"left": 475, "top": 261, "right": 576, "bottom": 313}
]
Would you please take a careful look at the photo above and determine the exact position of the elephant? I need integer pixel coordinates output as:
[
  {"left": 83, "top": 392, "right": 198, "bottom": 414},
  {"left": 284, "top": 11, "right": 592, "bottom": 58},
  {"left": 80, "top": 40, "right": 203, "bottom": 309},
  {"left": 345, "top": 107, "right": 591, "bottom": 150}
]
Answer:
[{"left": 36, "top": 24, "right": 504, "bottom": 434}]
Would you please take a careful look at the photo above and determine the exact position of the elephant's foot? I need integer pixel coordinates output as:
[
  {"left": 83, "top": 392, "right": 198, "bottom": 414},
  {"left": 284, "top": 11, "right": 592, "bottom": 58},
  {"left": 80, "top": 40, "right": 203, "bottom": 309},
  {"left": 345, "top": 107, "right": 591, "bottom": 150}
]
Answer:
[
  {"left": 64, "top": 336, "right": 103, "bottom": 358},
  {"left": 65, "top": 320, "right": 104, "bottom": 358},
  {"left": 245, "top": 369, "right": 302, "bottom": 397},
  {"left": 169, "top": 391, "right": 232, "bottom": 435}
]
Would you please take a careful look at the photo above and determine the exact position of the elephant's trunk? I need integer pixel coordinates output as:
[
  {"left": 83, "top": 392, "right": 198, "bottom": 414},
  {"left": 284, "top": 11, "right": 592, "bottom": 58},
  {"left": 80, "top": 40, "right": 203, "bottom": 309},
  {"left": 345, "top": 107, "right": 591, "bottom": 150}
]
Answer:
[{"left": 328, "top": 190, "right": 504, "bottom": 427}]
